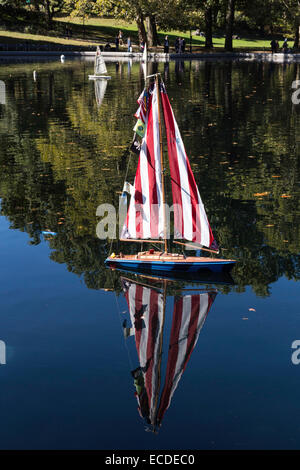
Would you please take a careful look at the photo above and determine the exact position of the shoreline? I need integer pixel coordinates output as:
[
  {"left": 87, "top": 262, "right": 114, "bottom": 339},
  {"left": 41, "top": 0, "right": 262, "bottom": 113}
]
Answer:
[{"left": 0, "top": 50, "right": 299, "bottom": 62}]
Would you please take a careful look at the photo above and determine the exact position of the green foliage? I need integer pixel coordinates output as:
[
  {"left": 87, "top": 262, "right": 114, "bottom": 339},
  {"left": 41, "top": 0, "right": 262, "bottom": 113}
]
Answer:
[{"left": 0, "top": 60, "right": 300, "bottom": 295}]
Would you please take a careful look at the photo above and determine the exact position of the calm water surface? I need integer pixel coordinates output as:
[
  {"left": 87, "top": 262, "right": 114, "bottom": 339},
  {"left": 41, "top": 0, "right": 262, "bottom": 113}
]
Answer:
[{"left": 0, "top": 57, "right": 300, "bottom": 450}]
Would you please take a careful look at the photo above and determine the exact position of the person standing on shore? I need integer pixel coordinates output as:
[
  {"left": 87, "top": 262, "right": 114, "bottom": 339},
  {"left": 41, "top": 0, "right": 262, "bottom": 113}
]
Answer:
[
  {"left": 270, "top": 39, "right": 276, "bottom": 53},
  {"left": 127, "top": 36, "right": 131, "bottom": 52},
  {"left": 118, "top": 30, "right": 123, "bottom": 46},
  {"left": 164, "top": 36, "right": 169, "bottom": 53},
  {"left": 181, "top": 37, "right": 186, "bottom": 53},
  {"left": 175, "top": 37, "right": 179, "bottom": 53},
  {"left": 115, "top": 35, "right": 119, "bottom": 51},
  {"left": 179, "top": 37, "right": 185, "bottom": 53},
  {"left": 282, "top": 38, "right": 288, "bottom": 53}
]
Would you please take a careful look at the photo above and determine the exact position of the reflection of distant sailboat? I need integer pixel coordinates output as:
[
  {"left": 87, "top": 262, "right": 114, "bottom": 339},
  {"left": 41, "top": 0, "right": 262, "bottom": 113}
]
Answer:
[
  {"left": 120, "top": 275, "right": 217, "bottom": 433},
  {"left": 94, "top": 79, "right": 108, "bottom": 107},
  {"left": 0, "top": 80, "right": 5, "bottom": 105},
  {"left": 89, "top": 46, "right": 111, "bottom": 80},
  {"left": 127, "top": 58, "right": 133, "bottom": 76}
]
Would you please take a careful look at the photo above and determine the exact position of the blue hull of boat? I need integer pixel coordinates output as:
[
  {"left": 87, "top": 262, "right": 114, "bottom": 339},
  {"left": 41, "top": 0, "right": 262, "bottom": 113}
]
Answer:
[{"left": 105, "top": 258, "right": 235, "bottom": 276}]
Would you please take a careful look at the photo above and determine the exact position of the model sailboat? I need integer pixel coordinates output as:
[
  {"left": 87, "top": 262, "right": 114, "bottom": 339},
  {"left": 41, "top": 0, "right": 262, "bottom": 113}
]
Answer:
[
  {"left": 121, "top": 275, "right": 217, "bottom": 432},
  {"left": 142, "top": 42, "right": 147, "bottom": 63},
  {"left": 88, "top": 46, "right": 111, "bottom": 80},
  {"left": 105, "top": 75, "right": 236, "bottom": 276}
]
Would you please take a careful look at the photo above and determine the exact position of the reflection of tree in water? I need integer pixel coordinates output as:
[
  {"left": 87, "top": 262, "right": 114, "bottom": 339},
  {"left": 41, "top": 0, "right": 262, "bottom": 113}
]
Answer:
[{"left": 0, "top": 60, "right": 300, "bottom": 296}]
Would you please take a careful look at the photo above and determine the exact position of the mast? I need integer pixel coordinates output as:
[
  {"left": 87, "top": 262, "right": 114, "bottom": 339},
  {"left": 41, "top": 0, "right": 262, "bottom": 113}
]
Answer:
[
  {"left": 152, "top": 278, "right": 167, "bottom": 432},
  {"left": 155, "top": 74, "right": 168, "bottom": 253}
]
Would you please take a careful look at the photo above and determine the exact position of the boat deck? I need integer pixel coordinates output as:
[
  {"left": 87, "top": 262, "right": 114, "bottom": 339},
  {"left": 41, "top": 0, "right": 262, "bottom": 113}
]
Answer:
[{"left": 109, "top": 253, "right": 234, "bottom": 263}]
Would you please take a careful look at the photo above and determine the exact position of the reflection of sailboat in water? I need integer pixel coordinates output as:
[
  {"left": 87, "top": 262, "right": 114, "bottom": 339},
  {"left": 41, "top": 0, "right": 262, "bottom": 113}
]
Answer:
[
  {"left": 121, "top": 275, "right": 217, "bottom": 433},
  {"left": 89, "top": 46, "right": 111, "bottom": 80},
  {"left": 94, "top": 79, "right": 108, "bottom": 107}
]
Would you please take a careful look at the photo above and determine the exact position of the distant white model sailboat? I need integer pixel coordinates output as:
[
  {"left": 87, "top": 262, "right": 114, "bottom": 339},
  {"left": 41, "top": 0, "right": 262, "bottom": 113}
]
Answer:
[
  {"left": 141, "top": 43, "right": 147, "bottom": 81},
  {"left": 142, "top": 42, "right": 147, "bottom": 63},
  {"left": 89, "top": 46, "right": 111, "bottom": 80}
]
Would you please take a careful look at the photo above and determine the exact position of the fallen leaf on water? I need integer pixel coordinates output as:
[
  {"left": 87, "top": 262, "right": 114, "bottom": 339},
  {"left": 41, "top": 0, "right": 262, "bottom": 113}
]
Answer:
[
  {"left": 281, "top": 194, "right": 291, "bottom": 198},
  {"left": 265, "top": 224, "right": 274, "bottom": 227},
  {"left": 248, "top": 308, "right": 256, "bottom": 311},
  {"left": 253, "top": 192, "right": 270, "bottom": 197},
  {"left": 272, "top": 175, "right": 281, "bottom": 178},
  {"left": 283, "top": 240, "right": 289, "bottom": 243},
  {"left": 248, "top": 155, "right": 256, "bottom": 158}
]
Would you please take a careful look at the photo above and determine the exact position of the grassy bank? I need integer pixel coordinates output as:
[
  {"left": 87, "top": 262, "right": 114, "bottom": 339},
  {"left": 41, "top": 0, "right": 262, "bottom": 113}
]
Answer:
[{"left": 0, "top": 16, "right": 288, "bottom": 52}]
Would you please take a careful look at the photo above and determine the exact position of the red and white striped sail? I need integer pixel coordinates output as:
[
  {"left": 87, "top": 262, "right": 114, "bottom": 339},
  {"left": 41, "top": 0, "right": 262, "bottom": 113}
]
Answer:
[
  {"left": 121, "top": 84, "right": 164, "bottom": 239},
  {"left": 122, "top": 279, "right": 164, "bottom": 426},
  {"left": 156, "top": 291, "right": 216, "bottom": 425},
  {"left": 160, "top": 85, "right": 218, "bottom": 250}
]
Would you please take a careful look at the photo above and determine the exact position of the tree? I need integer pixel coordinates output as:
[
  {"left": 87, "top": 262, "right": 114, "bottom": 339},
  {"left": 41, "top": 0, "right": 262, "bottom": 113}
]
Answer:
[
  {"left": 281, "top": 0, "right": 300, "bottom": 48},
  {"left": 43, "top": 0, "right": 65, "bottom": 25},
  {"left": 224, "top": 0, "right": 235, "bottom": 51}
]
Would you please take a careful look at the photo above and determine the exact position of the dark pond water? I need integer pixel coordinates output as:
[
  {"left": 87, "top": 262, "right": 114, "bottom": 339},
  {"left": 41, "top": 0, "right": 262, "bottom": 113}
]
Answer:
[{"left": 0, "top": 57, "right": 300, "bottom": 450}]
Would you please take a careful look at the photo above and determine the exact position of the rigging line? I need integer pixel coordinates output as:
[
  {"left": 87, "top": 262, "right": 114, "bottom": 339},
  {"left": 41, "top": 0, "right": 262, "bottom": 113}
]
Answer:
[
  {"left": 108, "top": 268, "right": 134, "bottom": 371},
  {"left": 124, "top": 134, "right": 136, "bottom": 183}
]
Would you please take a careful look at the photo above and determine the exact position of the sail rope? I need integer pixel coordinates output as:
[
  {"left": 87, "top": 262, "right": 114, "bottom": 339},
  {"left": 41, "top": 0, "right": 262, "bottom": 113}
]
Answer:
[{"left": 108, "top": 268, "right": 135, "bottom": 371}]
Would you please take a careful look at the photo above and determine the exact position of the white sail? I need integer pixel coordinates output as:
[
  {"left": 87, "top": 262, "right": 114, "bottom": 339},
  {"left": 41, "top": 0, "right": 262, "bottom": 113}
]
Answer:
[
  {"left": 95, "top": 53, "right": 107, "bottom": 75},
  {"left": 142, "top": 42, "right": 147, "bottom": 63},
  {"left": 89, "top": 47, "right": 111, "bottom": 80}
]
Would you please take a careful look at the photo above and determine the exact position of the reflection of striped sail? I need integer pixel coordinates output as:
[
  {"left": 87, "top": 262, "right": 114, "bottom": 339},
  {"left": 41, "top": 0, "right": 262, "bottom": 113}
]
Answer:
[
  {"left": 121, "top": 83, "right": 164, "bottom": 239},
  {"left": 95, "top": 54, "right": 107, "bottom": 75},
  {"left": 156, "top": 292, "right": 216, "bottom": 425},
  {"left": 94, "top": 79, "right": 107, "bottom": 107},
  {"left": 122, "top": 277, "right": 217, "bottom": 430},
  {"left": 122, "top": 279, "right": 164, "bottom": 426}
]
